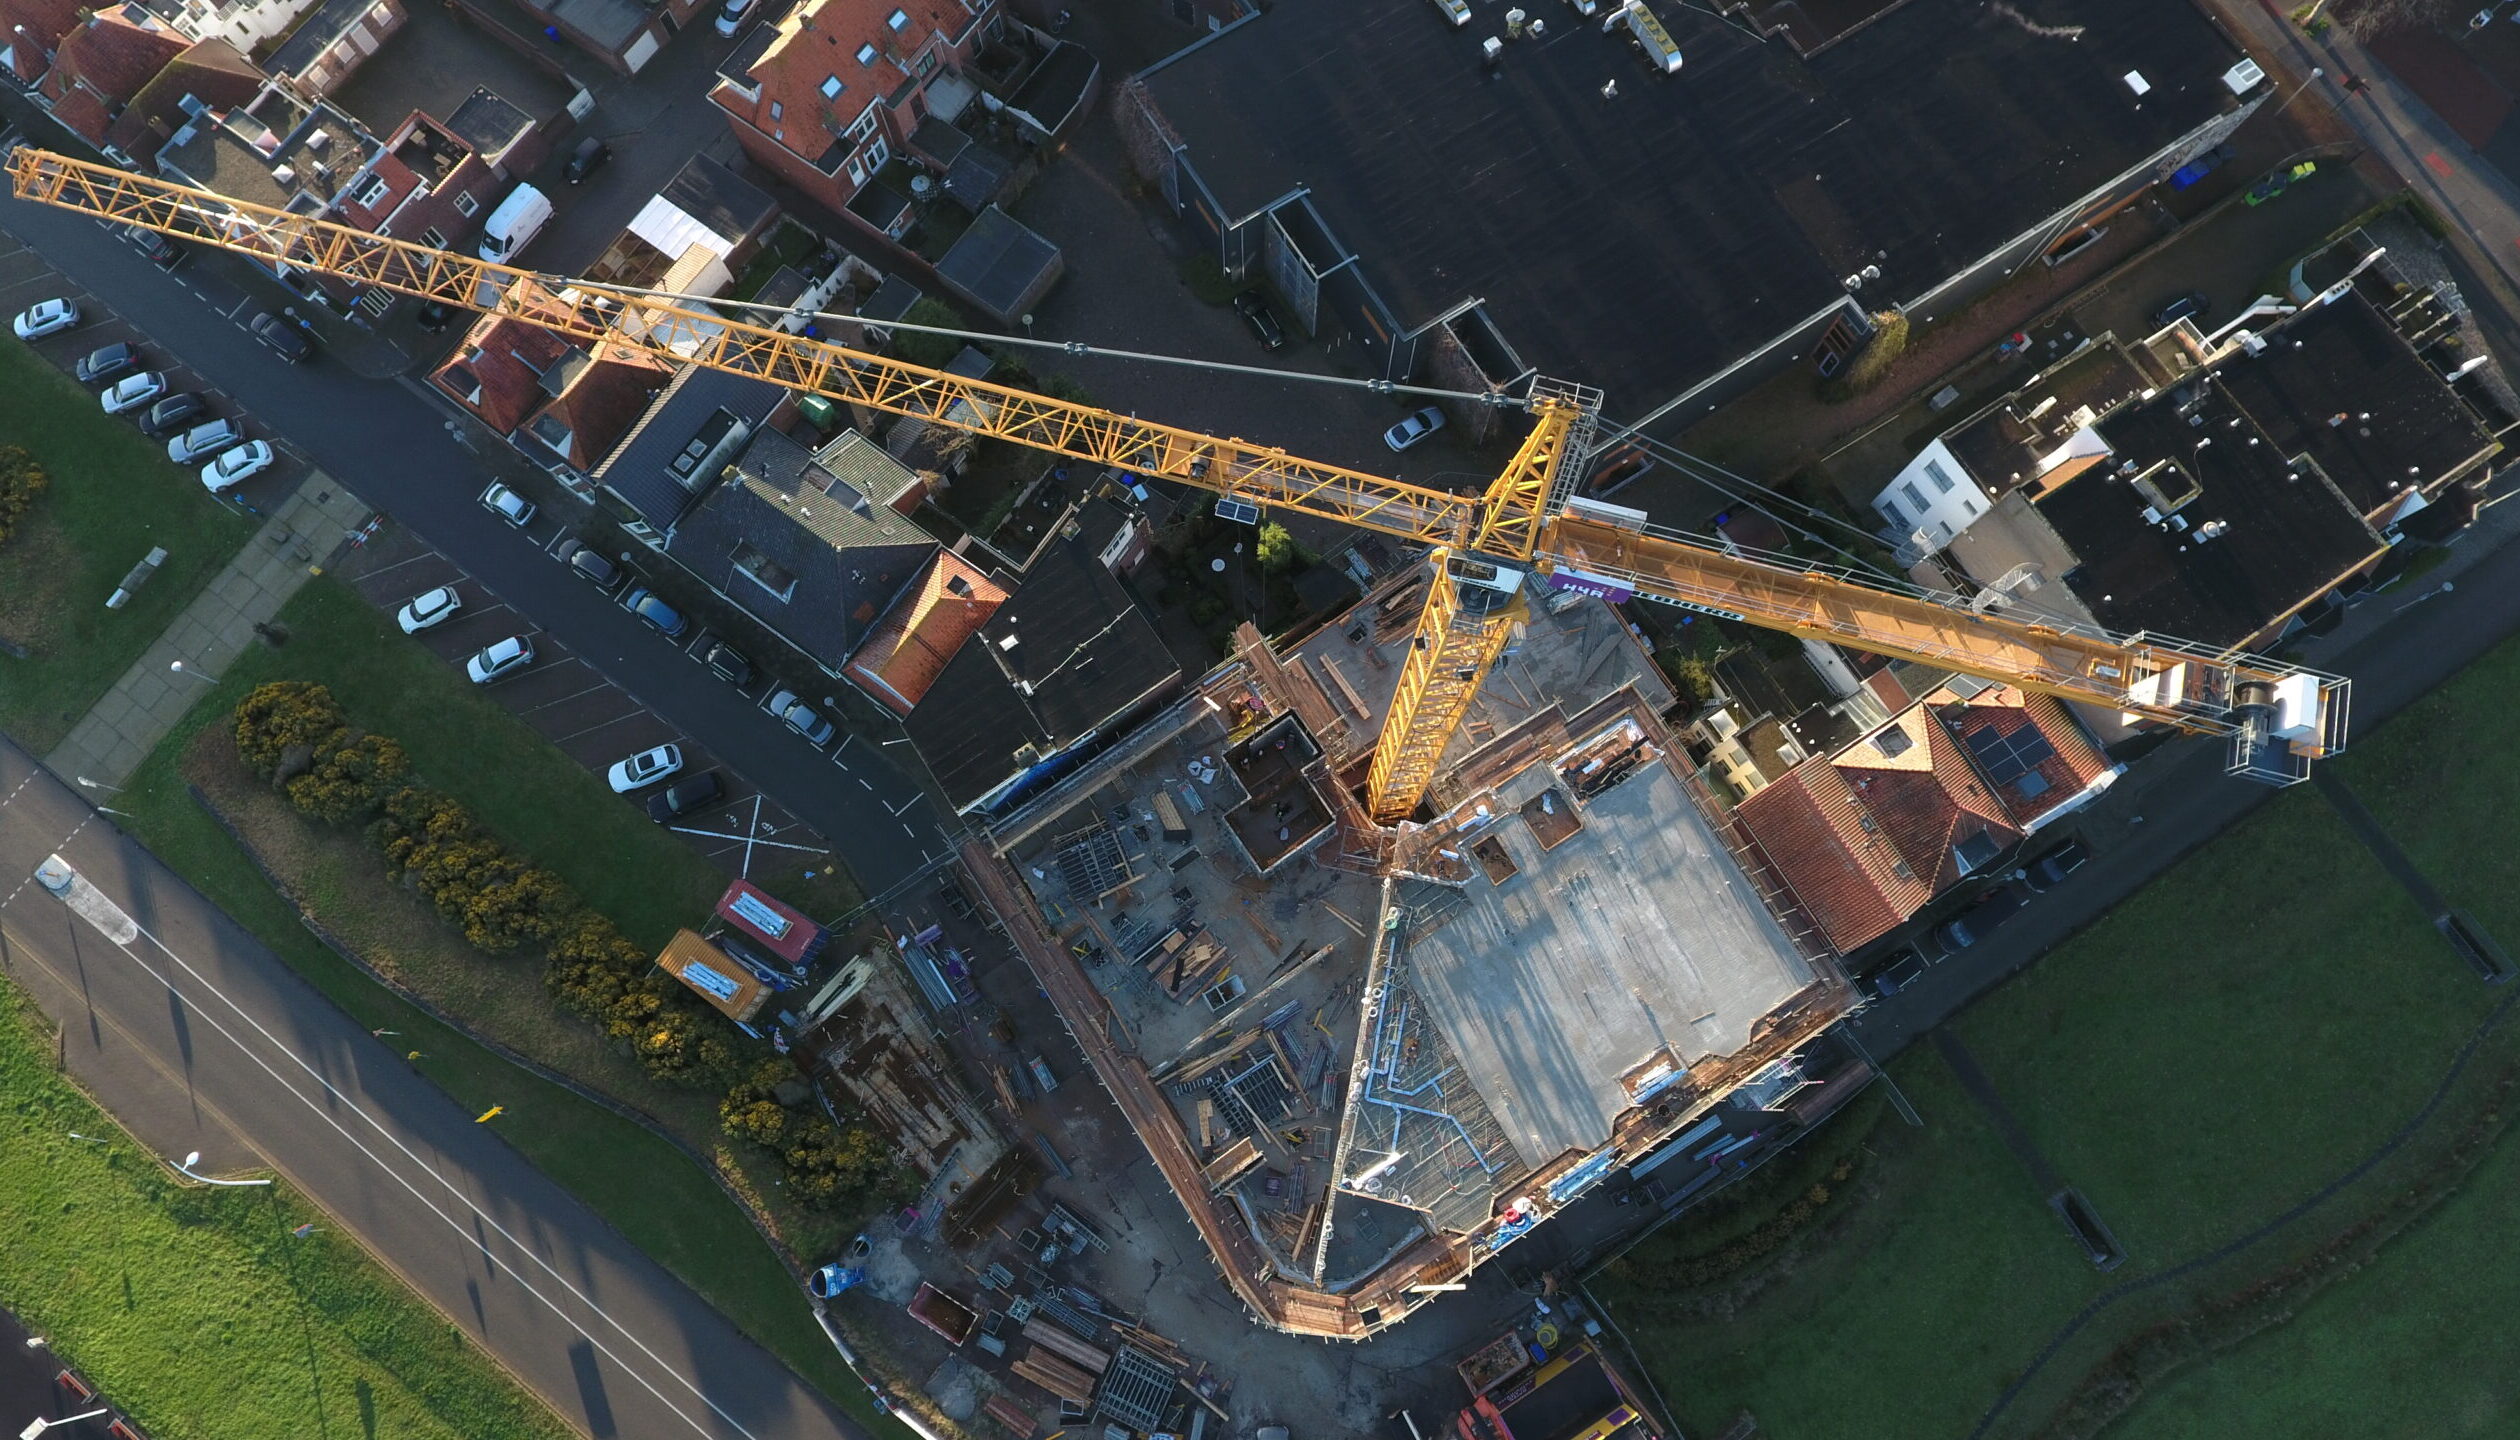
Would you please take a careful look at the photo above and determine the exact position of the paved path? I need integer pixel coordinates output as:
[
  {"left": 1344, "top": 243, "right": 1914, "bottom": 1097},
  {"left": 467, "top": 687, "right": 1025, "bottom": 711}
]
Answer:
[
  {"left": 0, "top": 739, "right": 868, "bottom": 1440},
  {"left": 43, "top": 474, "right": 371, "bottom": 789},
  {"left": 0, "top": 1306, "right": 120, "bottom": 1439}
]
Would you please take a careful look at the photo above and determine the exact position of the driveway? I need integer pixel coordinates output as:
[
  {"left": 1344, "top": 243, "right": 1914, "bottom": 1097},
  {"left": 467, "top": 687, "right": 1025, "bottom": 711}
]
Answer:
[
  {"left": 0, "top": 185, "right": 955, "bottom": 901},
  {"left": 0, "top": 741, "right": 867, "bottom": 1440}
]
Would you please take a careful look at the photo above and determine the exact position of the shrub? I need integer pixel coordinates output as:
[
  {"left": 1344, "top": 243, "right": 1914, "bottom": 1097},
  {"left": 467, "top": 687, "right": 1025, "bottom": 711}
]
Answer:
[
  {"left": 893, "top": 298, "right": 966, "bottom": 370},
  {"left": 1819, "top": 310, "right": 1910, "bottom": 402},
  {"left": 234, "top": 682, "right": 349, "bottom": 779},
  {"left": 0, "top": 444, "right": 46, "bottom": 548},
  {"left": 1254, "top": 522, "right": 1304, "bottom": 573},
  {"left": 282, "top": 733, "right": 409, "bottom": 824}
]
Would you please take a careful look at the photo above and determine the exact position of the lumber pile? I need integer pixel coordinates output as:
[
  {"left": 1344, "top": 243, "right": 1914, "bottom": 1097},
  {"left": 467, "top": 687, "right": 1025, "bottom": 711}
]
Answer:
[
  {"left": 1020, "top": 1318, "right": 1111, "bottom": 1375},
  {"left": 1010, "top": 1346, "right": 1097, "bottom": 1406}
]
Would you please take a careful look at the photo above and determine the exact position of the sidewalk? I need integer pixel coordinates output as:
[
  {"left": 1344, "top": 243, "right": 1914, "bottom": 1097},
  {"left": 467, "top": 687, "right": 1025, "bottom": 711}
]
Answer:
[{"left": 44, "top": 473, "right": 374, "bottom": 787}]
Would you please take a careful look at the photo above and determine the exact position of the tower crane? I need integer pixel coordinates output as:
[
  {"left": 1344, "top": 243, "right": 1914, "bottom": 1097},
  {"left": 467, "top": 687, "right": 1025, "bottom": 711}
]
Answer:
[{"left": 7, "top": 148, "right": 2350, "bottom": 811}]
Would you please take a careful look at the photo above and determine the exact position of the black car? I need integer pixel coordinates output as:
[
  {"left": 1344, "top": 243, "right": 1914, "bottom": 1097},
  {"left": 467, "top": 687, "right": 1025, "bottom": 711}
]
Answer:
[
  {"left": 647, "top": 771, "right": 725, "bottom": 823},
  {"left": 248, "top": 312, "right": 313, "bottom": 364},
  {"left": 1931, "top": 883, "right": 2030, "bottom": 957},
  {"left": 75, "top": 341, "right": 139, "bottom": 385},
  {"left": 2152, "top": 291, "right": 2210, "bottom": 328},
  {"left": 1233, "top": 290, "right": 1286, "bottom": 350},
  {"left": 700, "top": 639, "right": 755, "bottom": 688},
  {"left": 414, "top": 299, "right": 458, "bottom": 333},
  {"left": 555, "top": 538, "right": 622, "bottom": 590},
  {"left": 2022, "top": 836, "right": 2090, "bottom": 893},
  {"left": 121, "top": 225, "right": 187, "bottom": 271},
  {"left": 1856, "top": 950, "right": 1927, "bottom": 1001},
  {"left": 563, "top": 135, "right": 611, "bottom": 185},
  {"left": 137, "top": 391, "right": 208, "bottom": 437}
]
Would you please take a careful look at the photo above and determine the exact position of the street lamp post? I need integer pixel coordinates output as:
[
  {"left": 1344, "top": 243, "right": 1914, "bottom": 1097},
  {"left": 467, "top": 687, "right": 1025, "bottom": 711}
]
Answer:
[
  {"left": 2272, "top": 66, "right": 2326, "bottom": 117},
  {"left": 169, "top": 1150, "right": 270, "bottom": 1187},
  {"left": 74, "top": 776, "right": 119, "bottom": 793},
  {"left": 21, "top": 1410, "right": 110, "bottom": 1439},
  {"left": 167, "top": 659, "right": 220, "bottom": 686}
]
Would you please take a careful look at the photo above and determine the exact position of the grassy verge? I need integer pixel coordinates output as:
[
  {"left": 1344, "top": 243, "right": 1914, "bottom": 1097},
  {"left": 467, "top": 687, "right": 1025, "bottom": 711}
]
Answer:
[
  {"left": 0, "top": 987, "right": 571, "bottom": 1440},
  {"left": 0, "top": 341, "right": 254, "bottom": 750},
  {"left": 110, "top": 580, "right": 890, "bottom": 1432},
  {"left": 1603, "top": 785, "right": 2507, "bottom": 1437},
  {"left": 250, "top": 579, "right": 722, "bottom": 947}
]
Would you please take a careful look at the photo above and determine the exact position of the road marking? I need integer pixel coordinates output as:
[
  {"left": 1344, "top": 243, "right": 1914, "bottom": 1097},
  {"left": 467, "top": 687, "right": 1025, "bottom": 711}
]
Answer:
[
  {"left": 516, "top": 680, "right": 621, "bottom": 715},
  {"left": 833, "top": 734, "right": 854, "bottom": 755},
  {"left": 550, "top": 710, "right": 649, "bottom": 745},
  {"left": 857, "top": 777, "right": 874, "bottom": 791},
  {"left": 886, "top": 795, "right": 917, "bottom": 816}
]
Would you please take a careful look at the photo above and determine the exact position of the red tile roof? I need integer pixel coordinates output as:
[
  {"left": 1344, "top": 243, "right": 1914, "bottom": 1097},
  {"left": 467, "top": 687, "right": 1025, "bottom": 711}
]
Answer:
[
  {"left": 846, "top": 548, "right": 1006, "bottom": 712},
  {"left": 0, "top": 0, "right": 89, "bottom": 81},
  {"left": 429, "top": 286, "right": 580, "bottom": 435},
  {"left": 523, "top": 344, "right": 671, "bottom": 470},
  {"left": 39, "top": 5, "right": 188, "bottom": 144},
  {"left": 1736, "top": 707, "right": 2023, "bottom": 954},
  {"left": 104, "top": 39, "right": 261, "bottom": 166},
  {"left": 1926, "top": 682, "right": 2115, "bottom": 827},
  {"left": 712, "top": 0, "right": 987, "bottom": 171}
]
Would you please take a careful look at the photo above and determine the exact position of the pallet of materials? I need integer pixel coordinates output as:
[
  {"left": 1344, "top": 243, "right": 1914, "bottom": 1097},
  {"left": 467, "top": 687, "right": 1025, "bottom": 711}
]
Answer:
[
  {"left": 1020, "top": 1317, "right": 1112, "bottom": 1375},
  {"left": 1010, "top": 1345, "right": 1098, "bottom": 1405}
]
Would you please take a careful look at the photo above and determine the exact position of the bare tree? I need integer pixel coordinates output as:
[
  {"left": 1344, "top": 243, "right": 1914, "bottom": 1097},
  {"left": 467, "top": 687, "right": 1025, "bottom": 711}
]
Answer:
[{"left": 2325, "top": 0, "right": 2467, "bottom": 40}]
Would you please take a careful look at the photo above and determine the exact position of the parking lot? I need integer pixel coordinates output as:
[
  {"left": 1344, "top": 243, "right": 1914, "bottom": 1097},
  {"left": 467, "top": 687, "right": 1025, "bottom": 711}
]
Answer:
[
  {"left": 335, "top": 521, "right": 865, "bottom": 878},
  {"left": 0, "top": 223, "right": 320, "bottom": 516}
]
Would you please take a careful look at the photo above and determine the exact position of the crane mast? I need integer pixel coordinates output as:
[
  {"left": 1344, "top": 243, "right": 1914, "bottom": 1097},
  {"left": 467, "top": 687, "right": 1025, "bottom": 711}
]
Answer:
[{"left": 6, "top": 147, "right": 2350, "bottom": 800}]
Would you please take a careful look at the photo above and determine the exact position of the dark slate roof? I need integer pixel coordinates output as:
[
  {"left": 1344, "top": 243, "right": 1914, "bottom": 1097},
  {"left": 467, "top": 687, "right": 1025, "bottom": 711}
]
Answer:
[
  {"left": 904, "top": 537, "right": 1181, "bottom": 811},
  {"left": 270, "top": 0, "right": 381, "bottom": 77},
  {"left": 2209, "top": 278, "right": 2495, "bottom": 518},
  {"left": 1141, "top": 0, "right": 2242, "bottom": 412},
  {"left": 665, "top": 428, "right": 936, "bottom": 671},
  {"left": 2037, "top": 386, "right": 2383, "bottom": 648},
  {"left": 592, "top": 364, "right": 788, "bottom": 529},
  {"left": 1007, "top": 38, "right": 1096, "bottom": 134},
  {"left": 662, "top": 153, "right": 776, "bottom": 250},
  {"left": 445, "top": 89, "right": 533, "bottom": 161},
  {"left": 860, "top": 273, "right": 923, "bottom": 323},
  {"left": 936, "top": 205, "right": 1059, "bottom": 317}
]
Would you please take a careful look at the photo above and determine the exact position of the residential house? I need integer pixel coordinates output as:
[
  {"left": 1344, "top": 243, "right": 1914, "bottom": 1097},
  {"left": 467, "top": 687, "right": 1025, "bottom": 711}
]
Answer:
[
  {"left": 902, "top": 529, "right": 1180, "bottom": 815},
  {"left": 432, "top": 287, "right": 671, "bottom": 484},
  {"left": 710, "top": 0, "right": 1005, "bottom": 228},
  {"left": 0, "top": 0, "right": 89, "bottom": 84},
  {"left": 662, "top": 426, "right": 939, "bottom": 677},
  {"left": 592, "top": 363, "right": 793, "bottom": 534},
  {"left": 845, "top": 549, "right": 1006, "bottom": 714},
  {"left": 265, "top": 0, "right": 407, "bottom": 95},
  {"left": 1734, "top": 682, "right": 2116, "bottom": 956},
  {"left": 329, "top": 111, "right": 501, "bottom": 316},
  {"left": 155, "top": 81, "right": 384, "bottom": 310},
  {"left": 471, "top": 0, "right": 706, "bottom": 76},
  {"left": 102, "top": 38, "right": 264, "bottom": 168},
  {"left": 35, "top": 4, "right": 189, "bottom": 148}
]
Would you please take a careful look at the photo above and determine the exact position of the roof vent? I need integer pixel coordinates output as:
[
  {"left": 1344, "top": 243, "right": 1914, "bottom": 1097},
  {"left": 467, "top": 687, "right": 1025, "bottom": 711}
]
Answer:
[
  {"left": 2223, "top": 57, "right": 2267, "bottom": 95},
  {"left": 272, "top": 164, "right": 295, "bottom": 185},
  {"left": 305, "top": 128, "right": 329, "bottom": 151},
  {"left": 1871, "top": 725, "right": 1913, "bottom": 760},
  {"left": 2123, "top": 70, "right": 2152, "bottom": 97}
]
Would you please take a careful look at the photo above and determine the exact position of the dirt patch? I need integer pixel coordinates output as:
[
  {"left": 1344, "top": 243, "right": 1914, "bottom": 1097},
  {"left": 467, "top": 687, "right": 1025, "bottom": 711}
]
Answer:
[
  {"left": 180, "top": 726, "right": 851, "bottom": 1261},
  {"left": 0, "top": 512, "right": 78, "bottom": 657}
]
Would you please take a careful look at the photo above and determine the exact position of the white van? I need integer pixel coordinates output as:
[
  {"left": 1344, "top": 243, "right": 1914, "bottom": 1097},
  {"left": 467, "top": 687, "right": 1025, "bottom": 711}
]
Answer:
[{"left": 477, "top": 183, "right": 552, "bottom": 264}]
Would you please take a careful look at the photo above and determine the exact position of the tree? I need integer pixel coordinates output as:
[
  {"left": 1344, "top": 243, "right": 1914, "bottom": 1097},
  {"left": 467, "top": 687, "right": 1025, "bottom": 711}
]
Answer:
[
  {"left": 893, "top": 297, "right": 966, "bottom": 370},
  {"left": 0, "top": 445, "right": 47, "bottom": 549},
  {"left": 2324, "top": 0, "right": 2463, "bottom": 38},
  {"left": 234, "top": 682, "right": 348, "bottom": 778},
  {"left": 1254, "top": 522, "right": 1303, "bottom": 573}
]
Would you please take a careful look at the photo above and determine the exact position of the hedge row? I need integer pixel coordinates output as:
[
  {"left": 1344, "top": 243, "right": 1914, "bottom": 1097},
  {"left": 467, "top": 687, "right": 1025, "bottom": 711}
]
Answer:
[
  {"left": 232, "top": 681, "right": 913, "bottom": 1211},
  {"left": 1606, "top": 1157, "right": 1862, "bottom": 1300},
  {"left": 0, "top": 444, "right": 49, "bottom": 548}
]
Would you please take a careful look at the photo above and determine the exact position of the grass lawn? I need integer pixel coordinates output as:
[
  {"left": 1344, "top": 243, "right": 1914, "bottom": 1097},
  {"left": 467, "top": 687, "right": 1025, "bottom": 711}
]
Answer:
[
  {"left": 0, "top": 989, "right": 570, "bottom": 1440},
  {"left": 1605, "top": 788, "right": 2508, "bottom": 1439},
  {"left": 0, "top": 341, "right": 254, "bottom": 751},
  {"left": 107, "top": 579, "right": 890, "bottom": 1432},
  {"left": 250, "top": 578, "right": 722, "bottom": 948}
]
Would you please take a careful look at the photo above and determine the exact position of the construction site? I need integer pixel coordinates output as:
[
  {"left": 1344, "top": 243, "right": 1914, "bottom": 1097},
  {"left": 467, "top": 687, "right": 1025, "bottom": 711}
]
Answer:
[{"left": 960, "top": 561, "right": 1852, "bottom": 1338}]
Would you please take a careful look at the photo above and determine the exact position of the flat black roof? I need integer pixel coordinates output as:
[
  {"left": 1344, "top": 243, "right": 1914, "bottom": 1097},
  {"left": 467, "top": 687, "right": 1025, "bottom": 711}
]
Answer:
[
  {"left": 1141, "top": 0, "right": 2241, "bottom": 412},
  {"left": 936, "top": 206, "right": 1060, "bottom": 318},
  {"left": 2210, "top": 278, "right": 2495, "bottom": 517},
  {"left": 2038, "top": 386, "right": 2382, "bottom": 646},
  {"left": 662, "top": 153, "right": 776, "bottom": 250},
  {"left": 594, "top": 365, "right": 788, "bottom": 529}
]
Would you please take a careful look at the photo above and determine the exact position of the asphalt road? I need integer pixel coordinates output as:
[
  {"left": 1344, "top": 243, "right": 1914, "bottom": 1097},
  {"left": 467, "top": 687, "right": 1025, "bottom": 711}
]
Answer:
[
  {"left": 0, "top": 741, "right": 868, "bottom": 1440},
  {"left": 0, "top": 187, "right": 952, "bottom": 901}
]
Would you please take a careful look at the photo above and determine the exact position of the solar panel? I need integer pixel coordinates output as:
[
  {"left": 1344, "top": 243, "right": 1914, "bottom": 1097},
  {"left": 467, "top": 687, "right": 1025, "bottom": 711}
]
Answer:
[
  {"left": 1214, "top": 496, "right": 1261, "bottom": 525},
  {"left": 1965, "top": 725, "right": 2056, "bottom": 786}
]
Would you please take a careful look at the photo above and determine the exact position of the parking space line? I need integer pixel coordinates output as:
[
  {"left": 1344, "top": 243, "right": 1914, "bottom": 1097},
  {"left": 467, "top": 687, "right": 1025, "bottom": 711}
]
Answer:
[
  {"left": 856, "top": 777, "right": 873, "bottom": 791},
  {"left": 352, "top": 553, "right": 448, "bottom": 584},
  {"left": 886, "top": 795, "right": 917, "bottom": 816},
  {"left": 516, "top": 680, "right": 621, "bottom": 715},
  {"left": 551, "top": 710, "right": 651, "bottom": 746}
]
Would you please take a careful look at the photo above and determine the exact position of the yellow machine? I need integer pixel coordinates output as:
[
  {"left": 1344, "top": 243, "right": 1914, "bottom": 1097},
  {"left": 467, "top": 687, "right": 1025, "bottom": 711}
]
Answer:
[{"left": 6, "top": 149, "right": 2351, "bottom": 814}]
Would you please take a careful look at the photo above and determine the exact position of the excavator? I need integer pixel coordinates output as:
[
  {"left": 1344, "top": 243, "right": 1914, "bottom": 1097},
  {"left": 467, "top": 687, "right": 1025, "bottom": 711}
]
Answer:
[{"left": 7, "top": 148, "right": 2350, "bottom": 815}]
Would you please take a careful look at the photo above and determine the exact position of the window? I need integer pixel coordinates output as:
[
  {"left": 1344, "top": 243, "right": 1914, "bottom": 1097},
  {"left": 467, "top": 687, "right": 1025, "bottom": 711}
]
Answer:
[
  {"left": 916, "top": 47, "right": 936, "bottom": 75},
  {"left": 528, "top": 413, "right": 573, "bottom": 455},
  {"left": 886, "top": 6, "right": 908, "bottom": 29},
  {"left": 1877, "top": 497, "right": 1905, "bottom": 526},
  {"left": 420, "top": 226, "right": 447, "bottom": 249},
  {"left": 846, "top": 156, "right": 865, "bottom": 186},
  {"left": 856, "top": 42, "right": 876, "bottom": 63},
  {"left": 444, "top": 363, "right": 482, "bottom": 405},
  {"left": 769, "top": 100, "right": 783, "bottom": 120},
  {"left": 1901, "top": 481, "right": 1928, "bottom": 512},
  {"left": 821, "top": 75, "right": 843, "bottom": 100},
  {"left": 453, "top": 191, "right": 478, "bottom": 216},
  {"left": 848, "top": 109, "right": 879, "bottom": 142},
  {"left": 863, "top": 137, "right": 888, "bottom": 170},
  {"left": 1923, "top": 459, "right": 1955, "bottom": 494},
  {"left": 731, "top": 540, "right": 798, "bottom": 602},
  {"left": 351, "top": 173, "right": 391, "bottom": 209}
]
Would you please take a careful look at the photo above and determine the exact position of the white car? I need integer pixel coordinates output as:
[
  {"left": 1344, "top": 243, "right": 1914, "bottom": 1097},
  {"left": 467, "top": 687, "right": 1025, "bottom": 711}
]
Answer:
[
  {"left": 466, "top": 635, "right": 534, "bottom": 684},
  {"left": 167, "top": 418, "right": 246, "bottom": 464},
  {"left": 100, "top": 370, "right": 168, "bottom": 415},
  {"left": 201, "top": 440, "right": 274, "bottom": 492},
  {"left": 606, "top": 743, "right": 684, "bottom": 793},
  {"left": 13, "top": 298, "right": 80, "bottom": 340},
  {"left": 1382, "top": 405, "right": 1446, "bottom": 452},
  {"left": 480, "top": 481, "right": 536, "bottom": 528},
  {"left": 396, "top": 585, "right": 461, "bottom": 634},
  {"left": 714, "top": 0, "right": 754, "bottom": 34}
]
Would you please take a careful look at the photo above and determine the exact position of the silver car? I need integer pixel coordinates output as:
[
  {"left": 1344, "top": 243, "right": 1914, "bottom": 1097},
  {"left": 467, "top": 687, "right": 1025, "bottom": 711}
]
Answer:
[{"left": 166, "top": 418, "right": 246, "bottom": 464}]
